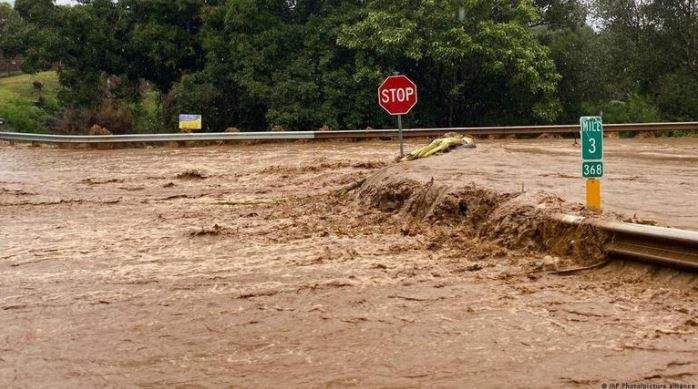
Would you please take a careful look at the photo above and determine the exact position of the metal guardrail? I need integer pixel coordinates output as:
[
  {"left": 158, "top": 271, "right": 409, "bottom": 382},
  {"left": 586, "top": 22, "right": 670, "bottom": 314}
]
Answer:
[
  {"left": 319, "top": 122, "right": 698, "bottom": 139},
  {"left": 1, "top": 122, "right": 697, "bottom": 144},
  {"left": 555, "top": 214, "right": 698, "bottom": 271},
  {"left": 0, "top": 131, "right": 316, "bottom": 143}
]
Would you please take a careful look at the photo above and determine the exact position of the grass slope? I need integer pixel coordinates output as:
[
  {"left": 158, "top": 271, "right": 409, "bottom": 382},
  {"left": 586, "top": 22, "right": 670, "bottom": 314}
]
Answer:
[{"left": 0, "top": 71, "right": 59, "bottom": 133}]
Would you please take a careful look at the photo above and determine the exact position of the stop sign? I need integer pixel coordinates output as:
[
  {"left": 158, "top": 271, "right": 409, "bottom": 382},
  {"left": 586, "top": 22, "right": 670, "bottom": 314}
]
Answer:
[{"left": 378, "top": 75, "right": 418, "bottom": 116}]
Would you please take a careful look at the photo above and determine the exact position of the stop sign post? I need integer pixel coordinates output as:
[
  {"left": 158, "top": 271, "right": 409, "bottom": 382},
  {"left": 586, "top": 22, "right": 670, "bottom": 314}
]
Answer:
[{"left": 378, "top": 74, "right": 418, "bottom": 157}]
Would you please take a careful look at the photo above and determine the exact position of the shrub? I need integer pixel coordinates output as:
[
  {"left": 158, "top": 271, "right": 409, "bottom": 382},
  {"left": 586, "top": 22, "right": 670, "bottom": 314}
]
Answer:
[
  {"left": 93, "top": 98, "right": 134, "bottom": 135},
  {"left": 133, "top": 89, "right": 163, "bottom": 133},
  {"left": 53, "top": 107, "right": 91, "bottom": 134},
  {"left": 0, "top": 98, "right": 49, "bottom": 133},
  {"left": 54, "top": 98, "right": 135, "bottom": 135},
  {"left": 167, "top": 72, "right": 245, "bottom": 132},
  {"left": 580, "top": 94, "right": 663, "bottom": 137},
  {"left": 655, "top": 72, "right": 698, "bottom": 123},
  {"left": 582, "top": 94, "right": 662, "bottom": 123}
]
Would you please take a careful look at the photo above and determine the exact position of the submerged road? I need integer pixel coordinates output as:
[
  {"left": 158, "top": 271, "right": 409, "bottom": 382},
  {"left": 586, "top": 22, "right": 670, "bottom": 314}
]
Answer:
[{"left": 0, "top": 138, "right": 696, "bottom": 386}]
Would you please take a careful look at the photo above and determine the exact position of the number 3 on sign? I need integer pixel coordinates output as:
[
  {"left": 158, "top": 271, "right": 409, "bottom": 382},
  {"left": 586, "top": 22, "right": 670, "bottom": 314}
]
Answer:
[{"left": 588, "top": 138, "right": 596, "bottom": 154}]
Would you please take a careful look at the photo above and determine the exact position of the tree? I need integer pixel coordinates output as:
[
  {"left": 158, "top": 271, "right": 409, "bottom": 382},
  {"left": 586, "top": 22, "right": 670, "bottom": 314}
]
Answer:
[
  {"left": 532, "top": 0, "right": 609, "bottom": 122},
  {"left": 647, "top": 0, "right": 698, "bottom": 78},
  {"left": 338, "top": 0, "right": 562, "bottom": 125},
  {"left": 538, "top": 26, "right": 606, "bottom": 122},
  {"left": 120, "top": 0, "right": 210, "bottom": 93},
  {"left": 533, "top": 0, "right": 588, "bottom": 28},
  {"left": 14, "top": 0, "right": 57, "bottom": 26},
  {"left": 0, "top": 4, "right": 31, "bottom": 65},
  {"left": 167, "top": 0, "right": 565, "bottom": 131},
  {"left": 643, "top": 0, "right": 697, "bottom": 119},
  {"left": 172, "top": 0, "right": 382, "bottom": 131},
  {"left": 11, "top": 0, "right": 692, "bottom": 133},
  {"left": 591, "top": 0, "right": 697, "bottom": 120},
  {"left": 655, "top": 71, "right": 698, "bottom": 121}
]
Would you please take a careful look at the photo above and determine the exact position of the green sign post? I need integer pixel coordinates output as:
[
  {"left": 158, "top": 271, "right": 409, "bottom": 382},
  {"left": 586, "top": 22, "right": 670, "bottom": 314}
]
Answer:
[
  {"left": 580, "top": 116, "right": 603, "bottom": 177},
  {"left": 580, "top": 116, "right": 603, "bottom": 210}
]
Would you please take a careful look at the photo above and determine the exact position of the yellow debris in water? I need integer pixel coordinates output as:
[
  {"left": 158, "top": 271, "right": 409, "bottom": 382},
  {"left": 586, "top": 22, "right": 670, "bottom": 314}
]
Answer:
[{"left": 404, "top": 133, "right": 476, "bottom": 160}]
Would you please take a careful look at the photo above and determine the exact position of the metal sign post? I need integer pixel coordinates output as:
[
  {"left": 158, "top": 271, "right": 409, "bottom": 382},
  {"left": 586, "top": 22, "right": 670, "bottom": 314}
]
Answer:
[
  {"left": 580, "top": 116, "right": 604, "bottom": 210},
  {"left": 397, "top": 114, "right": 404, "bottom": 157}
]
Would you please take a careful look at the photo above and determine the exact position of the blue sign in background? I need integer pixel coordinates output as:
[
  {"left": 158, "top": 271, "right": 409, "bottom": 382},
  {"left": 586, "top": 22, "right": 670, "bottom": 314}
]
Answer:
[{"left": 179, "top": 114, "right": 202, "bottom": 122}]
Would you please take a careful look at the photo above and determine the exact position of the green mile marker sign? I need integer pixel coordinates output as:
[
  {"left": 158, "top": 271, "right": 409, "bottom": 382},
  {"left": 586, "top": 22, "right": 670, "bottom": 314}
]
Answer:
[{"left": 580, "top": 116, "right": 604, "bottom": 178}]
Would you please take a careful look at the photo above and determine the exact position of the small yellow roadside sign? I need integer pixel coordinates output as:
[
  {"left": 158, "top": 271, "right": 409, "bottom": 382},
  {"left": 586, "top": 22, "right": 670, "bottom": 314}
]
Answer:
[{"left": 179, "top": 114, "right": 202, "bottom": 130}]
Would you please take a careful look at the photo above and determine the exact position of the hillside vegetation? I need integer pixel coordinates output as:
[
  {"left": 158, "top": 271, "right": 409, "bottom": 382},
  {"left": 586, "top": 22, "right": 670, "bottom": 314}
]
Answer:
[
  {"left": 0, "top": 1, "right": 695, "bottom": 134},
  {"left": 0, "top": 71, "right": 58, "bottom": 133}
]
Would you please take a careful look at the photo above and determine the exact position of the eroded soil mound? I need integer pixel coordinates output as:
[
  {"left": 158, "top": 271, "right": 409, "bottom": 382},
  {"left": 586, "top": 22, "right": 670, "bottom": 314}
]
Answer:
[
  {"left": 175, "top": 169, "right": 208, "bottom": 180},
  {"left": 357, "top": 164, "right": 609, "bottom": 264}
]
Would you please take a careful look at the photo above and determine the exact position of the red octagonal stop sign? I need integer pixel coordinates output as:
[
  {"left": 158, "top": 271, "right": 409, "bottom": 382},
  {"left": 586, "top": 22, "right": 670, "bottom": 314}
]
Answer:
[{"left": 378, "top": 75, "right": 418, "bottom": 116}]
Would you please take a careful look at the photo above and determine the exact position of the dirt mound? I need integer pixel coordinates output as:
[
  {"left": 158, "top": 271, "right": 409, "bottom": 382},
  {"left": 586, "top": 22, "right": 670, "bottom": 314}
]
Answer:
[
  {"left": 357, "top": 166, "right": 608, "bottom": 264},
  {"left": 358, "top": 169, "right": 504, "bottom": 224},
  {"left": 88, "top": 125, "right": 112, "bottom": 136},
  {"left": 261, "top": 162, "right": 351, "bottom": 174},
  {"left": 261, "top": 159, "right": 388, "bottom": 175},
  {"left": 351, "top": 161, "right": 387, "bottom": 169},
  {"left": 478, "top": 192, "right": 608, "bottom": 260},
  {"left": 175, "top": 169, "right": 208, "bottom": 180}
]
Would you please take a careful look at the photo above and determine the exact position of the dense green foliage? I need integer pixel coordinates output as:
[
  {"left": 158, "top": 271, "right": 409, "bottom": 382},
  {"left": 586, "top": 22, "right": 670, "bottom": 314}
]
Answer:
[
  {"left": 170, "top": 0, "right": 562, "bottom": 130},
  {"left": 1, "top": 3, "right": 32, "bottom": 67},
  {"left": 337, "top": 0, "right": 561, "bottom": 126},
  {"left": 1, "top": 0, "right": 696, "bottom": 133}
]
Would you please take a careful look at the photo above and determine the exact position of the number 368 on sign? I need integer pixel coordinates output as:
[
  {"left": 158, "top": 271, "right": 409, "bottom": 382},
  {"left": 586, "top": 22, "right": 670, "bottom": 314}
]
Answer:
[{"left": 582, "top": 161, "right": 603, "bottom": 178}]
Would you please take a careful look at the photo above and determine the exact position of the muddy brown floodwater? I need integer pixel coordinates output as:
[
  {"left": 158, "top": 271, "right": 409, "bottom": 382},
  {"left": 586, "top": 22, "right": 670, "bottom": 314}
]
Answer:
[{"left": 0, "top": 138, "right": 697, "bottom": 387}]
